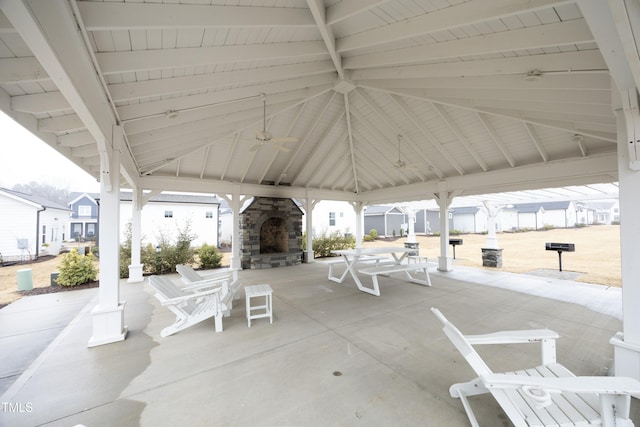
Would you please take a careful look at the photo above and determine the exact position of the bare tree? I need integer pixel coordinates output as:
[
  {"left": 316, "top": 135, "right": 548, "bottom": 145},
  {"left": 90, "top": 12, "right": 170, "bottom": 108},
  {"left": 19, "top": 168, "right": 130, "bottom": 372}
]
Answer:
[{"left": 12, "top": 181, "right": 69, "bottom": 206}]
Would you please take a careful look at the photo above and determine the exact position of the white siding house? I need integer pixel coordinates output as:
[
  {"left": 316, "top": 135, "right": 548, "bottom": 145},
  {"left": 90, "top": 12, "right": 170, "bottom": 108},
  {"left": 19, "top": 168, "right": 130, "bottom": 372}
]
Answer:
[
  {"left": 118, "top": 193, "right": 220, "bottom": 247},
  {"left": 309, "top": 200, "right": 355, "bottom": 236},
  {"left": 0, "top": 188, "right": 70, "bottom": 260}
]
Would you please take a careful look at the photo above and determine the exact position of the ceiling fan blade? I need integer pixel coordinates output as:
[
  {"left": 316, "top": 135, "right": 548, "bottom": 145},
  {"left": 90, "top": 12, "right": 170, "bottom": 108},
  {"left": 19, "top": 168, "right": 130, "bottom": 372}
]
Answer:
[
  {"left": 271, "top": 143, "right": 291, "bottom": 152},
  {"left": 270, "top": 136, "right": 299, "bottom": 144}
]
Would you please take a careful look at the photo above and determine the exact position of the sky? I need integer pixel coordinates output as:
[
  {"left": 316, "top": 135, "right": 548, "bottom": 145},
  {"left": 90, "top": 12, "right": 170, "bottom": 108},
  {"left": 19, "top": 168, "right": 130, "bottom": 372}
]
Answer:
[{"left": 0, "top": 111, "right": 100, "bottom": 193}]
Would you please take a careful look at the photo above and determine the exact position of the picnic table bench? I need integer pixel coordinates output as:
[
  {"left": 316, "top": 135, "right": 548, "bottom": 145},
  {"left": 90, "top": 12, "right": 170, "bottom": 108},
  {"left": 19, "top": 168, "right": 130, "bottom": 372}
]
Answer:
[
  {"left": 326, "top": 255, "right": 392, "bottom": 283},
  {"left": 358, "top": 262, "right": 431, "bottom": 295}
]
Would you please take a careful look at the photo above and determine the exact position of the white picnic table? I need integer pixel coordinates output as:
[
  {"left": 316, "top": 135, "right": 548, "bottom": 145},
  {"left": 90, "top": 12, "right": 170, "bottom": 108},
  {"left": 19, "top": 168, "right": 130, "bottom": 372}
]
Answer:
[{"left": 330, "top": 247, "right": 418, "bottom": 296}]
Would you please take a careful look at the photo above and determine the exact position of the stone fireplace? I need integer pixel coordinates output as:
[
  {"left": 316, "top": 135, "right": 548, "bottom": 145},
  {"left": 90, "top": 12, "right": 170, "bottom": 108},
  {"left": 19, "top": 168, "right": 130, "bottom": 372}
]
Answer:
[{"left": 240, "top": 197, "right": 303, "bottom": 269}]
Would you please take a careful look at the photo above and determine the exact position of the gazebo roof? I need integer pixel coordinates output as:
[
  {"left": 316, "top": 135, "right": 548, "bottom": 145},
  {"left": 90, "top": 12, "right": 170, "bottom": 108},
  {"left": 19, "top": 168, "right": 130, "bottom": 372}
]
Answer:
[{"left": 1, "top": 1, "right": 638, "bottom": 203}]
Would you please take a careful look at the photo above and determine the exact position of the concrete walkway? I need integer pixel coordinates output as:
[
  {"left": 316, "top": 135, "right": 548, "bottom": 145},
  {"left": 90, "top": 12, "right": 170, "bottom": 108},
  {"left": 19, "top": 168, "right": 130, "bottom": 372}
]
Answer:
[{"left": 0, "top": 261, "right": 637, "bottom": 426}]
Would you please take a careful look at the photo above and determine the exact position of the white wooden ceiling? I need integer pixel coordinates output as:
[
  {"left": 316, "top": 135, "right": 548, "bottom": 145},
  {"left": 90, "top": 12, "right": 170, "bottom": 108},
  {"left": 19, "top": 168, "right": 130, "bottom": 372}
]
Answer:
[{"left": 1, "top": 0, "right": 638, "bottom": 204}]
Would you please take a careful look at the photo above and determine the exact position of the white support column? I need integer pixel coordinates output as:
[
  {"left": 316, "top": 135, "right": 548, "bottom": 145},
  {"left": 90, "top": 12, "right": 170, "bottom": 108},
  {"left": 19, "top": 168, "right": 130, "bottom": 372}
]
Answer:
[
  {"left": 406, "top": 207, "right": 417, "bottom": 244},
  {"left": 435, "top": 184, "right": 453, "bottom": 272},
  {"left": 127, "top": 187, "right": 144, "bottom": 283},
  {"left": 223, "top": 193, "right": 244, "bottom": 271},
  {"left": 303, "top": 197, "right": 317, "bottom": 263},
  {"left": 89, "top": 125, "right": 127, "bottom": 347},
  {"left": 351, "top": 201, "right": 365, "bottom": 247},
  {"left": 481, "top": 201, "right": 500, "bottom": 249},
  {"left": 611, "top": 89, "right": 640, "bottom": 380}
]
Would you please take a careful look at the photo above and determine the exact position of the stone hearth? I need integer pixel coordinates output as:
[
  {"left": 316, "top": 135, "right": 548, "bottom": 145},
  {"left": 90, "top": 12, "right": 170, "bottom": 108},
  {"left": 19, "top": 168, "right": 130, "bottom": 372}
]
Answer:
[{"left": 240, "top": 197, "right": 303, "bottom": 269}]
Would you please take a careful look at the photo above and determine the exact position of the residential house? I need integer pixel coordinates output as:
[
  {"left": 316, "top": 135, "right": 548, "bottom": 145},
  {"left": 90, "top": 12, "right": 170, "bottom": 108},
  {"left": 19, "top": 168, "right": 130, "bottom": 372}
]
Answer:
[
  {"left": 68, "top": 192, "right": 98, "bottom": 241},
  {"left": 309, "top": 200, "right": 356, "bottom": 236},
  {"left": 582, "top": 200, "right": 620, "bottom": 224},
  {"left": 364, "top": 205, "right": 407, "bottom": 237},
  {"left": 0, "top": 187, "right": 70, "bottom": 260},
  {"left": 512, "top": 201, "right": 578, "bottom": 230},
  {"left": 118, "top": 192, "right": 221, "bottom": 247},
  {"left": 450, "top": 207, "right": 488, "bottom": 234}
]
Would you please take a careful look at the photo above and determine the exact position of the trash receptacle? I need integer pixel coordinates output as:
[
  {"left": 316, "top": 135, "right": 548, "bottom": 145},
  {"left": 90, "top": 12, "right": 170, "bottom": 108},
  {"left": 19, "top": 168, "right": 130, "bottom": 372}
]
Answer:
[
  {"left": 17, "top": 268, "right": 33, "bottom": 291},
  {"left": 51, "top": 272, "right": 60, "bottom": 286}
]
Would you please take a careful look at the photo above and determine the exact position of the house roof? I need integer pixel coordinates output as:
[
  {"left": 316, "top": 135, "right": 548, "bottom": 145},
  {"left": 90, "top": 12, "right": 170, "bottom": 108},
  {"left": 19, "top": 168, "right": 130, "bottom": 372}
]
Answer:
[
  {"left": 451, "top": 207, "right": 480, "bottom": 215},
  {"left": 1, "top": 187, "right": 70, "bottom": 211},
  {"left": 365, "top": 205, "right": 403, "bottom": 215},
  {"left": 514, "top": 201, "right": 573, "bottom": 212},
  {"left": 0, "top": 2, "right": 635, "bottom": 205}
]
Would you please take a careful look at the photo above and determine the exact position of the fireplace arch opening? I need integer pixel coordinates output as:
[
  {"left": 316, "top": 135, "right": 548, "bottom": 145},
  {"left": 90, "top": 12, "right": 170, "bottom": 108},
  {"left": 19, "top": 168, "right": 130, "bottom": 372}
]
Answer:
[{"left": 260, "top": 217, "right": 288, "bottom": 254}]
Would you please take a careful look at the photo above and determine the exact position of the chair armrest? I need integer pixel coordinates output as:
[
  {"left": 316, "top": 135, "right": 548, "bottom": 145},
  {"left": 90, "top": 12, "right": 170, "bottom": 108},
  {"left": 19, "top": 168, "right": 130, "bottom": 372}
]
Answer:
[
  {"left": 467, "top": 329, "right": 559, "bottom": 365},
  {"left": 483, "top": 373, "right": 640, "bottom": 395},
  {"left": 182, "top": 275, "right": 231, "bottom": 291},
  {"left": 466, "top": 329, "right": 559, "bottom": 345},
  {"left": 160, "top": 287, "right": 221, "bottom": 306}
]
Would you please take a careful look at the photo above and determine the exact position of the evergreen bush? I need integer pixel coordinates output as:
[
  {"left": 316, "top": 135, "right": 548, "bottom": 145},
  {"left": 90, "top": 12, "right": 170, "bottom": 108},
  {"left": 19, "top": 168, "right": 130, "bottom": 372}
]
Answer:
[
  {"left": 199, "top": 243, "right": 223, "bottom": 269},
  {"left": 57, "top": 249, "right": 98, "bottom": 287}
]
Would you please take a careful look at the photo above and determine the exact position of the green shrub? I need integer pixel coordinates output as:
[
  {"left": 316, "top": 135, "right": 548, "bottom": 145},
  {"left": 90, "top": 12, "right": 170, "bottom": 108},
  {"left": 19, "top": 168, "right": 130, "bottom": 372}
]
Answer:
[
  {"left": 368, "top": 229, "right": 378, "bottom": 239},
  {"left": 313, "top": 230, "right": 356, "bottom": 258},
  {"left": 543, "top": 224, "right": 555, "bottom": 230},
  {"left": 450, "top": 229, "right": 461, "bottom": 235},
  {"left": 57, "top": 249, "right": 98, "bottom": 287},
  {"left": 119, "top": 223, "right": 133, "bottom": 279},
  {"left": 199, "top": 243, "right": 223, "bottom": 269}
]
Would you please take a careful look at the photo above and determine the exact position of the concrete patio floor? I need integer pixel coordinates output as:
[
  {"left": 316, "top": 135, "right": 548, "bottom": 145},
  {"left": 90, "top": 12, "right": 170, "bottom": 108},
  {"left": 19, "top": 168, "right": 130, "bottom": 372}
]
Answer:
[{"left": 1, "top": 261, "right": 638, "bottom": 426}]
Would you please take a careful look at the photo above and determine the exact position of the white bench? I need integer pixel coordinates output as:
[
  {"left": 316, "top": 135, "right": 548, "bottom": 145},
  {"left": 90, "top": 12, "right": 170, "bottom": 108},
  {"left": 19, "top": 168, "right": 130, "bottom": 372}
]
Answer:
[
  {"left": 357, "top": 262, "right": 431, "bottom": 294},
  {"left": 326, "top": 255, "right": 391, "bottom": 283}
]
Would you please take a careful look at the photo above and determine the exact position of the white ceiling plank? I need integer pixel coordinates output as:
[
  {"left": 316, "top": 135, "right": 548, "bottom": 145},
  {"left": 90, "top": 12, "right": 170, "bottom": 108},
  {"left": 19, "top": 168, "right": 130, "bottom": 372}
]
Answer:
[
  {"left": 117, "top": 74, "right": 337, "bottom": 122},
  {"left": 109, "top": 60, "right": 335, "bottom": 102},
  {"left": 433, "top": 103, "right": 489, "bottom": 172},
  {"left": 259, "top": 104, "right": 303, "bottom": 185},
  {"left": 71, "top": 143, "right": 98, "bottom": 158},
  {"left": 0, "top": 57, "right": 49, "bottom": 84},
  {"left": 427, "top": 96, "right": 614, "bottom": 118},
  {"left": 366, "top": 84, "right": 617, "bottom": 143},
  {"left": 407, "top": 87, "right": 611, "bottom": 106},
  {"left": 77, "top": 1, "right": 316, "bottom": 30},
  {"left": 351, "top": 50, "right": 607, "bottom": 79},
  {"left": 344, "top": 94, "right": 360, "bottom": 193},
  {"left": 306, "top": 0, "right": 343, "bottom": 79},
  {"left": 220, "top": 133, "right": 239, "bottom": 182},
  {"left": 291, "top": 111, "right": 345, "bottom": 186},
  {"left": 57, "top": 131, "right": 94, "bottom": 148},
  {"left": 97, "top": 41, "right": 329, "bottom": 74},
  {"left": 524, "top": 122, "right": 549, "bottom": 162},
  {"left": 477, "top": 112, "right": 516, "bottom": 167},
  {"left": 38, "top": 114, "right": 86, "bottom": 134},
  {"left": 337, "top": 0, "right": 570, "bottom": 53},
  {"left": 356, "top": 73, "right": 612, "bottom": 92},
  {"left": 278, "top": 92, "right": 337, "bottom": 184},
  {"left": 124, "top": 87, "right": 317, "bottom": 135},
  {"left": 344, "top": 19, "right": 595, "bottom": 69},
  {"left": 354, "top": 89, "right": 441, "bottom": 178},
  {"left": 390, "top": 94, "right": 464, "bottom": 175},
  {"left": 326, "top": 0, "right": 391, "bottom": 25},
  {"left": 11, "top": 91, "right": 70, "bottom": 114},
  {"left": 606, "top": 0, "right": 640, "bottom": 91}
]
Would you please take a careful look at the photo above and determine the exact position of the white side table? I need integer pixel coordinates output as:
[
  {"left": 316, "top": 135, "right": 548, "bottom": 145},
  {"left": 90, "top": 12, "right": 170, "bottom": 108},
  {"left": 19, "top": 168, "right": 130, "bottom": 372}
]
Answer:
[{"left": 245, "top": 284, "right": 273, "bottom": 327}]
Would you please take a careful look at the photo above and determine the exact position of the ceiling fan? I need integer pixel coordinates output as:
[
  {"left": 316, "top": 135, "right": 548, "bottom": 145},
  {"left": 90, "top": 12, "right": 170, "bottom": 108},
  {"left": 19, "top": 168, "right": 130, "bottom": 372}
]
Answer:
[
  {"left": 250, "top": 94, "right": 299, "bottom": 152},
  {"left": 391, "top": 135, "right": 420, "bottom": 170}
]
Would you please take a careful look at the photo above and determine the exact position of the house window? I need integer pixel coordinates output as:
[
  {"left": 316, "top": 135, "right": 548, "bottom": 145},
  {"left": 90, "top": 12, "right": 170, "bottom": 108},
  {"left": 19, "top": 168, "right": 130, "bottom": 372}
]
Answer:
[
  {"left": 87, "top": 224, "right": 96, "bottom": 237},
  {"left": 205, "top": 211, "right": 213, "bottom": 218},
  {"left": 329, "top": 212, "right": 336, "bottom": 226},
  {"left": 164, "top": 210, "right": 173, "bottom": 218},
  {"left": 339, "top": 212, "right": 344, "bottom": 218},
  {"left": 42, "top": 225, "right": 46, "bottom": 244},
  {"left": 78, "top": 205, "right": 91, "bottom": 216}
]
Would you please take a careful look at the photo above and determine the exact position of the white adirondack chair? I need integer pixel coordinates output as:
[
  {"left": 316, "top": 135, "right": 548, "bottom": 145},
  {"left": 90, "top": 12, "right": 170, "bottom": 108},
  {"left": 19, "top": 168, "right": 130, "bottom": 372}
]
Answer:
[
  {"left": 431, "top": 307, "right": 640, "bottom": 427},
  {"left": 176, "top": 264, "right": 241, "bottom": 299},
  {"left": 149, "top": 275, "right": 229, "bottom": 337}
]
